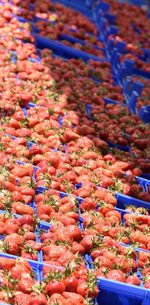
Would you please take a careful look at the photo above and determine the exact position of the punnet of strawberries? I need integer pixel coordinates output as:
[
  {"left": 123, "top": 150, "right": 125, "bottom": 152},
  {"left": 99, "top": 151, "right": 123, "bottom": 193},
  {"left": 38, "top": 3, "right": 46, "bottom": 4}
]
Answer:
[{"left": 0, "top": 0, "right": 150, "bottom": 304}]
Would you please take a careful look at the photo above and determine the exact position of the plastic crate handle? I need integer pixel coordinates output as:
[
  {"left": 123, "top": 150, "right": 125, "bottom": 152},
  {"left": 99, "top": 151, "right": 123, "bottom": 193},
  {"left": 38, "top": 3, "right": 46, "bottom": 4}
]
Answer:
[
  {"left": 129, "top": 91, "right": 139, "bottom": 114},
  {"left": 111, "top": 51, "right": 120, "bottom": 70},
  {"left": 117, "top": 64, "right": 127, "bottom": 85},
  {"left": 123, "top": 78, "right": 132, "bottom": 96}
]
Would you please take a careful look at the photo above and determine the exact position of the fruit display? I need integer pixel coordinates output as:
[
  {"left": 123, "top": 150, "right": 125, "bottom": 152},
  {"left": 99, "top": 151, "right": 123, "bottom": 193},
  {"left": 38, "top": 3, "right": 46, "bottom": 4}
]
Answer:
[{"left": 0, "top": 0, "right": 149, "bottom": 305}]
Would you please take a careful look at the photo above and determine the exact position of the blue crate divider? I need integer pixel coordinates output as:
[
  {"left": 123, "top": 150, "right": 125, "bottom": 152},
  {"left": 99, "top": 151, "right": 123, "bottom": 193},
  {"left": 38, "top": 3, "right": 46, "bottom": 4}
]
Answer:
[
  {"left": 127, "top": 91, "right": 142, "bottom": 114},
  {"left": 102, "top": 12, "right": 116, "bottom": 25},
  {"left": 58, "top": 116, "right": 63, "bottom": 126},
  {"left": 86, "top": 0, "right": 95, "bottom": 7},
  {"left": 122, "top": 78, "right": 143, "bottom": 100},
  {"left": 58, "top": 33, "right": 106, "bottom": 58},
  {"left": 37, "top": 222, "right": 51, "bottom": 265},
  {"left": 84, "top": 253, "right": 93, "bottom": 269},
  {"left": 106, "top": 141, "right": 131, "bottom": 152},
  {"left": 34, "top": 34, "right": 107, "bottom": 63},
  {"left": 59, "top": 33, "right": 98, "bottom": 47},
  {"left": 36, "top": 186, "right": 69, "bottom": 196},
  {"left": 111, "top": 52, "right": 132, "bottom": 85},
  {"left": 94, "top": 1, "right": 110, "bottom": 17},
  {"left": 22, "top": 107, "right": 28, "bottom": 118},
  {"left": 27, "top": 102, "right": 36, "bottom": 108}
]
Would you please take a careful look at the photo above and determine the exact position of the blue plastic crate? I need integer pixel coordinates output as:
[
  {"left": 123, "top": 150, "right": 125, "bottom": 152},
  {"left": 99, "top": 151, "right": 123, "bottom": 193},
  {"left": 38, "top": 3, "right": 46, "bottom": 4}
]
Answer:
[
  {"left": 75, "top": 179, "right": 150, "bottom": 212},
  {"left": 79, "top": 196, "right": 150, "bottom": 224},
  {"left": 111, "top": 188, "right": 150, "bottom": 209},
  {"left": 36, "top": 206, "right": 88, "bottom": 267},
  {"left": 85, "top": 102, "right": 132, "bottom": 152},
  {"left": 112, "top": 47, "right": 150, "bottom": 81},
  {"left": 115, "top": 192, "right": 150, "bottom": 211},
  {"left": 85, "top": 99, "right": 119, "bottom": 118},
  {"left": 111, "top": 56, "right": 146, "bottom": 116},
  {"left": 0, "top": 214, "right": 43, "bottom": 263},
  {"left": 0, "top": 252, "right": 42, "bottom": 280},
  {"left": 97, "top": 279, "right": 150, "bottom": 305},
  {"left": 33, "top": 20, "right": 105, "bottom": 54},
  {"left": 15, "top": 159, "right": 37, "bottom": 187},
  {"left": 96, "top": 239, "right": 150, "bottom": 303},
  {"left": 34, "top": 34, "right": 107, "bottom": 63},
  {"left": 59, "top": 33, "right": 105, "bottom": 52},
  {"left": 84, "top": 239, "right": 150, "bottom": 304},
  {"left": 97, "top": 17, "right": 118, "bottom": 45},
  {"left": 52, "top": 0, "right": 95, "bottom": 21},
  {"left": 35, "top": 37, "right": 107, "bottom": 67}
]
